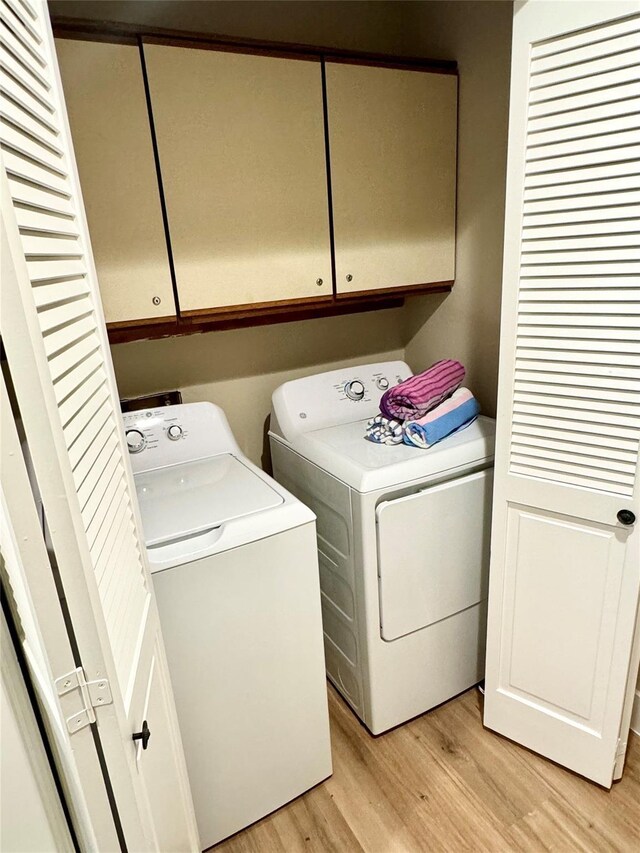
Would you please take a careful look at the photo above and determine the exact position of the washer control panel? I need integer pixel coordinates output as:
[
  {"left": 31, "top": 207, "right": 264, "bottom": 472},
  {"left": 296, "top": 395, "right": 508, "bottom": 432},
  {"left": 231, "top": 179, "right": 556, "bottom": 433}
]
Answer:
[
  {"left": 123, "top": 402, "right": 240, "bottom": 474},
  {"left": 123, "top": 410, "right": 186, "bottom": 455}
]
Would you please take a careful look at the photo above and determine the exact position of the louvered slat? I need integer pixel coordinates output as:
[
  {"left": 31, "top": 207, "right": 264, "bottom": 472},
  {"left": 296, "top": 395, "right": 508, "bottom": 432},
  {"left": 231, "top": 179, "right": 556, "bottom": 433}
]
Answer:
[
  {"left": 72, "top": 418, "right": 116, "bottom": 487},
  {"left": 511, "top": 11, "right": 640, "bottom": 506},
  {"left": 48, "top": 331, "right": 99, "bottom": 382},
  {"left": 53, "top": 348, "right": 103, "bottom": 403},
  {"left": 528, "top": 95, "right": 640, "bottom": 133},
  {"left": 1, "top": 0, "right": 42, "bottom": 43},
  {"left": 530, "top": 15, "right": 640, "bottom": 59},
  {"left": 1, "top": 69, "right": 56, "bottom": 126},
  {"left": 9, "top": 179, "right": 73, "bottom": 214},
  {"left": 93, "top": 504, "right": 130, "bottom": 585},
  {"left": 1, "top": 0, "right": 154, "bottom": 711},
  {"left": 66, "top": 400, "right": 111, "bottom": 470}
]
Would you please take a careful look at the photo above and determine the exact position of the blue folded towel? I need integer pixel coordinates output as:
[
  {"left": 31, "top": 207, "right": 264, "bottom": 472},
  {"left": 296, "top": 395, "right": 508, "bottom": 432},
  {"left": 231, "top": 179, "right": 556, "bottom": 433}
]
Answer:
[{"left": 403, "top": 391, "right": 480, "bottom": 449}]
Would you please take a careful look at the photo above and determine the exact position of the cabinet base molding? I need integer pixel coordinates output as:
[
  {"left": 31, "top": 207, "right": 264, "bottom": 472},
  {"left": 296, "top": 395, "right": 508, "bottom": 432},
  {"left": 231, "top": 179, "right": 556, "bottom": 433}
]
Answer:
[{"left": 107, "top": 283, "right": 452, "bottom": 344}]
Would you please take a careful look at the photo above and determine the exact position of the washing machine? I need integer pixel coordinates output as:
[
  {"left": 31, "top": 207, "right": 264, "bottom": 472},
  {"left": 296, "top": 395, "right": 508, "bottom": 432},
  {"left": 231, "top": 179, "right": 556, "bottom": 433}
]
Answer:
[
  {"left": 124, "top": 402, "right": 332, "bottom": 849},
  {"left": 269, "top": 361, "right": 495, "bottom": 735}
]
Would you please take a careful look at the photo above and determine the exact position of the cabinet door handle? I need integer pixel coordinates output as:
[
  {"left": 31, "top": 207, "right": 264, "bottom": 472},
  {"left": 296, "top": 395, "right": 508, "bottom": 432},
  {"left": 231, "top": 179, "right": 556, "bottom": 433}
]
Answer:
[
  {"left": 617, "top": 509, "right": 636, "bottom": 526},
  {"left": 132, "top": 720, "right": 151, "bottom": 749}
]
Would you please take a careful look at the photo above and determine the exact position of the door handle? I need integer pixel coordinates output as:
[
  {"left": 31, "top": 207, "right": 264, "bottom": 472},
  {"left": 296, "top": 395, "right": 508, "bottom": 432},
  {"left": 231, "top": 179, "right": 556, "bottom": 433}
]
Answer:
[
  {"left": 132, "top": 720, "right": 151, "bottom": 750},
  {"left": 617, "top": 510, "right": 636, "bottom": 526}
]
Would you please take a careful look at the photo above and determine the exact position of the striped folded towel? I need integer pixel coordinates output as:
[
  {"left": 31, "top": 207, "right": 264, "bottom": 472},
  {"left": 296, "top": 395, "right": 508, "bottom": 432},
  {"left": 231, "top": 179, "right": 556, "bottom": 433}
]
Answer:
[
  {"left": 403, "top": 388, "right": 480, "bottom": 449},
  {"left": 380, "top": 359, "right": 465, "bottom": 421},
  {"left": 365, "top": 415, "right": 403, "bottom": 446}
]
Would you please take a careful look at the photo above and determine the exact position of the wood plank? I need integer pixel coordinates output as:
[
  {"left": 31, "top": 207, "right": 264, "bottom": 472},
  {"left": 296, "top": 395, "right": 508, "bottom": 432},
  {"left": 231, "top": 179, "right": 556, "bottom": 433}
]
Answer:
[{"left": 213, "top": 686, "right": 640, "bottom": 852}]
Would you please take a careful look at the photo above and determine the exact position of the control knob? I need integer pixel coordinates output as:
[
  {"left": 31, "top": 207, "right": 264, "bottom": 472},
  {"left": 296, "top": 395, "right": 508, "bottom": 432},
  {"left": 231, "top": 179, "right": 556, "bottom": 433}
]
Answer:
[
  {"left": 345, "top": 380, "right": 365, "bottom": 401},
  {"left": 125, "top": 429, "right": 146, "bottom": 454},
  {"left": 376, "top": 377, "right": 389, "bottom": 390},
  {"left": 167, "top": 424, "right": 183, "bottom": 441}
]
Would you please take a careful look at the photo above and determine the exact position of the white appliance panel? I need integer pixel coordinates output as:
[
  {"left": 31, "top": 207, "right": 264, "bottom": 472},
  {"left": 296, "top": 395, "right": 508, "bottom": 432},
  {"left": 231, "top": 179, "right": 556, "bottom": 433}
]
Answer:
[
  {"left": 377, "top": 469, "right": 493, "bottom": 641},
  {"left": 269, "top": 361, "right": 496, "bottom": 733},
  {"left": 124, "top": 401, "right": 240, "bottom": 472},
  {"left": 270, "top": 360, "right": 412, "bottom": 441},
  {"left": 152, "top": 524, "right": 332, "bottom": 847}
]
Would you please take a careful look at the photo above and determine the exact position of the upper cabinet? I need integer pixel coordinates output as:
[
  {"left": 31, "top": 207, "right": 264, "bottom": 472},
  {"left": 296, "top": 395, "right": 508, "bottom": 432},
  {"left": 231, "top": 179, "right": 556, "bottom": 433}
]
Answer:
[
  {"left": 55, "top": 39, "right": 176, "bottom": 325},
  {"left": 142, "top": 44, "right": 332, "bottom": 315},
  {"left": 325, "top": 62, "right": 458, "bottom": 296},
  {"left": 54, "top": 32, "right": 458, "bottom": 339}
]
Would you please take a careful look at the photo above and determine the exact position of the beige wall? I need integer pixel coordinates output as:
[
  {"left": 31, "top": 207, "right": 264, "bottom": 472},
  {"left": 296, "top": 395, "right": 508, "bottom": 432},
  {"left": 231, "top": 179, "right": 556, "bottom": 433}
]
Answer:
[
  {"left": 61, "top": 0, "right": 512, "bottom": 466},
  {"left": 111, "top": 310, "right": 405, "bottom": 466},
  {"left": 402, "top": 1, "right": 513, "bottom": 417}
]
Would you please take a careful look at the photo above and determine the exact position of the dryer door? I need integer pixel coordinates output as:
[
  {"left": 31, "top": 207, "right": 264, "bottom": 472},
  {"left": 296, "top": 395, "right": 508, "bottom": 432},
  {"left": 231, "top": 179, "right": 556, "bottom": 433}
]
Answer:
[{"left": 376, "top": 468, "right": 493, "bottom": 641}]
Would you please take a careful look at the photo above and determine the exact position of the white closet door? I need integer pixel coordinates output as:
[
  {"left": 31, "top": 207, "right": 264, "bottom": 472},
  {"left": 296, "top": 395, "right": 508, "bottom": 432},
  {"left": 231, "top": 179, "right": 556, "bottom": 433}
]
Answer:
[
  {"left": 485, "top": 0, "right": 640, "bottom": 788},
  {"left": 1, "top": 0, "right": 198, "bottom": 848}
]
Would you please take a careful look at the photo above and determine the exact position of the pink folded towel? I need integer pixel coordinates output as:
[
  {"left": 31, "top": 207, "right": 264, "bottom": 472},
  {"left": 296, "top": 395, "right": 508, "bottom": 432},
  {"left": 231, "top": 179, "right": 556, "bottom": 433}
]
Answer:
[{"left": 380, "top": 359, "right": 465, "bottom": 421}]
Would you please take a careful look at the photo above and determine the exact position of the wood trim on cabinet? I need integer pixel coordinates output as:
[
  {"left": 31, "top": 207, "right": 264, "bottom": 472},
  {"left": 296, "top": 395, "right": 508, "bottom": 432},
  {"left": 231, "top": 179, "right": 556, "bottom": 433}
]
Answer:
[
  {"left": 51, "top": 17, "right": 457, "bottom": 74},
  {"left": 106, "top": 293, "right": 412, "bottom": 345},
  {"left": 323, "top": 54, "right": 457, "bottom": 74}
]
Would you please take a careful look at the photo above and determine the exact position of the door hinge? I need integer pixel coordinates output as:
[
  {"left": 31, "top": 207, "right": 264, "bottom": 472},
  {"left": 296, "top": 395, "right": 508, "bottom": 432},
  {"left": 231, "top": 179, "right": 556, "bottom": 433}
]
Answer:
[
  {"left": 55, "top": 668, "right": 113, "bottom": 734},
  {"left": 613, "top": 736, "right": 627, "bottom": 779}
]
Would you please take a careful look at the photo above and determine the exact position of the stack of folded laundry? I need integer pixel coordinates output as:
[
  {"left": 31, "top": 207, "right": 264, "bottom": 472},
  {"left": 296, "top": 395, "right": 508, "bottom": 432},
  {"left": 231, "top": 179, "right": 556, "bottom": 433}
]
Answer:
[{"left": 365, "top": 359, "right": 480, "bottom": 449}]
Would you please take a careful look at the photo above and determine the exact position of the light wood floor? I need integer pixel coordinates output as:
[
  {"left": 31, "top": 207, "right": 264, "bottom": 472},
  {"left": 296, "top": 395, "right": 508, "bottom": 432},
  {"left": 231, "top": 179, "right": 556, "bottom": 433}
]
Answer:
[{"left": 214, "top": 685, "right": 640, "bottom": 853}]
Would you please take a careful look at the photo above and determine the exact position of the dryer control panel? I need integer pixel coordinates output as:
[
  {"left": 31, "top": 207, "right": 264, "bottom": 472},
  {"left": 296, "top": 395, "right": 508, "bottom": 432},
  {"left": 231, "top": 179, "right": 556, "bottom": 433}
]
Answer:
[
  {"left": 270, "top": 361, "right": 413, "bottom": 442},
  {"left": 123, "top": 402, "right": 240, "bottom": 473}
]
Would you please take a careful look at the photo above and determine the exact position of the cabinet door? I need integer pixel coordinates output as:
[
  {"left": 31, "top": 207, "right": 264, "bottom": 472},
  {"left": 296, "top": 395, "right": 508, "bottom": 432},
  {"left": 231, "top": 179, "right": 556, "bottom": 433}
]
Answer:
[
  {"left": 56, "top": 39, "right": 175, "bottom": 324},
  {"left": 143, "top": 45, "right": 332, "bottom": 313},
  {"left": 325, "top": 62, "right": 457, "bottom": 296},
  {"left": 484, "top": 0, "right": 640, "bottom": 788}
]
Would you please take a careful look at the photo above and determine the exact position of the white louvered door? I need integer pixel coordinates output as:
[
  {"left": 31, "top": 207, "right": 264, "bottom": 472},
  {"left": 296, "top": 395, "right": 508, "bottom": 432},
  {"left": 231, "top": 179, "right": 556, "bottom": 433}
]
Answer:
[
  {"left": 1, "top": 0, "right": 198, "bottom": 848},
  {"left": 484, "top": 0, "right": 640, "bottom": 788}
]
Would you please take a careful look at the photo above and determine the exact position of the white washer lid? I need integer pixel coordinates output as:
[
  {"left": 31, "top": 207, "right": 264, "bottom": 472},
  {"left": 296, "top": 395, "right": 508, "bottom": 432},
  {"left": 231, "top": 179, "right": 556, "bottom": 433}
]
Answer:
[{"left": 134, "top": 454, "right": 283, "bottom": 547}]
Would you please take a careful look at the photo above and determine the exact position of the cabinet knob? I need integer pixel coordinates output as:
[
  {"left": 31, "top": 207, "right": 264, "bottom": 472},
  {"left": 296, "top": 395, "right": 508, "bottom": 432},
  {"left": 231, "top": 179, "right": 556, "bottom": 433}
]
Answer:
[
  {"left": 617, "top": 509, "right": 636, "bottom": 526},
  {"left": 346, "top": 274, "right": 353, "bottom": 282},
  {"left": 152, "top": 296, "right": 161, "bottom": 306},
  {"left": 316, "top": 278, "right": 323, "bottom": 286}
]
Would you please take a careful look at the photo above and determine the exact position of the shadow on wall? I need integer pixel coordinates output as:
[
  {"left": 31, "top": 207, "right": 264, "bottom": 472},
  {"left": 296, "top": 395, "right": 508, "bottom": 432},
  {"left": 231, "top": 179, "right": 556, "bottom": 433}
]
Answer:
[{"left": 401, "top": 0, "right": 513, "bottom": 417}]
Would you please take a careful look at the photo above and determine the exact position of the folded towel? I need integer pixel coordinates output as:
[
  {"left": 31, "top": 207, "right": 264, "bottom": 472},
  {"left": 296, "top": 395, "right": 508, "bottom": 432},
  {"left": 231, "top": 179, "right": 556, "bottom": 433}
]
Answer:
[
  {"left": 365, "top": 415, "right": 403, "bottom": 446},
  {"left": 380, "top": 359, "right": 465, "bottom": 421},
  {"left": 403, "top": 388, "right": 480, "bottom": 449}
]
